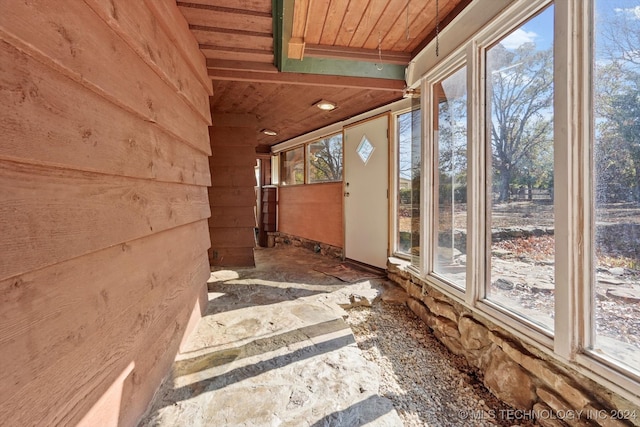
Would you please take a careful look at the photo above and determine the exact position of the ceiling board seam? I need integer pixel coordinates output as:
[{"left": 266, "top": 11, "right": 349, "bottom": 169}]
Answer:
[
  {"left": 317, "top": 0, "right": 333, "bottom": 46},
  {"left": 342, "top": 0, "right": 371, "bottom": 47},
  {"left": 390, "top": 0, "right": 430, "bottom": 51},
  {"left": 176, "top": 2, "right": 272, "bottom": 18},
  {"left": 410, "top": 0, "right": 472, "bottom": 57},
  {"left": 207, "top": 69, "right": 405, "bottom": 91},
  {"left": 330, "top": 0, "right": 351, "bottom": 46},
  {"left": 362, "top": 0, "right": 406, "bottom": 50},
  {"left": 199, "top": 44, "right": 274, "bottom": 55},
  {"left": 188, "top": 24, "right": 272, "bottom": 38},
  {"left": 383, "top": 2, "right": 413, "bottom": 50},
  {"left": 358, "top": 0, "right": 389, "bottom": 49}
]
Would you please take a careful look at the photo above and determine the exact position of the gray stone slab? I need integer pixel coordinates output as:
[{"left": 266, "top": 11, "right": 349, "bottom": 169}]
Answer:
[{"left": 139, "top": 247, "right": 402, "bottom": 427}]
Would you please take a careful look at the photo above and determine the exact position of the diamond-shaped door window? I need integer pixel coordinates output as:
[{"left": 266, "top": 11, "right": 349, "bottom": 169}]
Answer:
[{"left": 356, "top": 135, "right": 374, "bottom": 164}]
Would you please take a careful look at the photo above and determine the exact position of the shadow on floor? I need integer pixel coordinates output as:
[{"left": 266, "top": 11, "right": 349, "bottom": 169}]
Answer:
[{"left": 139, "top": 246, "right": 403, "bottom": 426}]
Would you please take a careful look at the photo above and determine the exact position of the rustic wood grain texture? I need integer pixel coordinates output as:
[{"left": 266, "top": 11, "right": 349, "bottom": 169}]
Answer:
[
  {"left": 144, "top": 0, "right": 213, "bottom": 94},
  {"left": 208, "top": 116, "right": 258, "bottom": 266},
  {"left": 0, "top": 160, "right": 210, "bottom": 281},
  {"left": 0, "top": 0, "right": 211, "bottom": 155},
  {"left": 200, "top": 45, "right": 275, "bottom": 63},
  {"left": 116, "top": 288, "right": 206, "bottom": 427},
  {"left": 210, "top": 80, "right": 401, "bottom": 146},
  {"left": 178, "top": 5, "right": 273, "bottom": 34},
  {"left": 211, "top": 114, "right": 259, "bottom": 129},
  {"left": 191, "top": 28, "right": 273, "bottom": 51},
  {"left": 0, "top": 39, "right": 210, "bottom": 186},
  {"left": 382, "top": 0, "right": 429, "bottom": 51},
  {"left": 209, "top": 247, "right": 256, "bottom": 266},
  {"left": 1, "top": 0, "right": 212, "bottom": 425},
  {"left": 210, "top": 226, "right": 257, "bottom": 246},
  {"left": 211, "top": 166, "right": 259, "bottom": 187},
  {"left": 211, "top": 146, "right": 260, "bottom": 166},
  {"left": 361, "top": 0, "right": 406, "bottom": 50},
  {"left": 63, "top": 256, "right": 209, "bottom": 427},
  {"left": 305, "top": 0, "right": 331, "bottom": 45},
  {"left": 334, "top": 0, "right": 369, "bottom": 46},
  {"left": 319, "top": 0, "right": 350, "bottom": 45},
  {"left": 0, "top": 222, "right": 211, "bottom": 425},
  {"left": 210, "top": 206, "right": 258, "bottom": 228},
  {"left": 179, "top": 0, "right": 272, "bottom": 14},
  {"left": 208, "top": 187, "right": 257, "bottom": 207},
  {"left": 84, "top": 0, "right": 212, "bottom": 124},
  {"left": 278, "top": 183, "right": 343, "bottom": 248}
]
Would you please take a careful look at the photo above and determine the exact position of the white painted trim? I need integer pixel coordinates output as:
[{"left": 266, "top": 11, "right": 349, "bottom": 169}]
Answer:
[
  {"left": 409, "top": 0, "right": 640, "bottom": 405},
  {"left": 390, "top": 105, "right": 418, "bottom": 257},
  {"left": 406, "top": 0, "right": 513, "bottom": 88},
  {"left": 271, "top": 98, "right": 412, "bottom": 154},
  {"left": 553, "top": 0, "right": 580, "bottom": 361},
  {"left": 467, "top": 39, "right": 484, "bottom": 308},
  {"left": 422, "top": 52, "right": 468, "bottom": 292}
]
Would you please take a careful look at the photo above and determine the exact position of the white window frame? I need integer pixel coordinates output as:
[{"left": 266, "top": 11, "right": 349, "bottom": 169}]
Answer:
[
  {"left": 306, "top": 132, "right": 344, "bottom": 185},
  {"left": 476, "top": 0, "right": 557, "bottom": 342},
  {"left": 410, "top": 0, "right": 640, "bottom": 405},
  {"left": 422, "top": 52, "right": 468, "bottom": 299},
  {"left": 391, "top": 106, "right": 419, "bottom": 259}
]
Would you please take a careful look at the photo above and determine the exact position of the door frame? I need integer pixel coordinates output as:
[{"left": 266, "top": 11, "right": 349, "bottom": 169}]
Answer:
[{"left": 342, "top": 112, "right": 392, "bottom": 267}]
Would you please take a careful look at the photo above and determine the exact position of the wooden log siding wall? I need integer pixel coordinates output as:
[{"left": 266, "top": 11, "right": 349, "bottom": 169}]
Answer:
[
  {"left": 208, "top": 114, "right": 259, "bottom": 267},
  {"left": 278, "top": 182, "right": 344, "bottom": 248},
  {"left": 0, "top": 0, "right": 213, "bottom": 425}
]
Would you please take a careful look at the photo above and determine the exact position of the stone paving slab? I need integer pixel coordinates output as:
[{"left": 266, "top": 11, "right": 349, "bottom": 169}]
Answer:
[{"left": 139, "top": 247, "right": 402, "bottom": 427}]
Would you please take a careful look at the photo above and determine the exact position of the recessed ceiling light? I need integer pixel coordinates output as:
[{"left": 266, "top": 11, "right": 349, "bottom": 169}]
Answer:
[
  {"left": 261, "top": 129, "right": 277, "bottom": 136},
  {"left": 315, "top": 100, "right": 337, "bottom": 111}
]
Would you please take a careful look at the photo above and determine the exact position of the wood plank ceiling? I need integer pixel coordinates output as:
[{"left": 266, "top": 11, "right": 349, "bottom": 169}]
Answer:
[{"left": 178, "top": 0, "right": 470, "bottom": 148}]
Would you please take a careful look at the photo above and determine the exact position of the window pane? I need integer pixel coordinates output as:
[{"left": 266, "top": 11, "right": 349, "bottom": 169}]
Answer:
[
  {"left": 281, "top": 146, "right": 304, "bottom": 185},
  {"left": 433, "top": 66, "right": 467, "bottom": 289},
  {"left": 592, "top": 0, "right": 640, "bottom": 373},
  {"left": 485, "top": 5, "right": 555, "bottom": 331},
  {"left": 308, "top": 134, "right": 343, "bottom": 183},
  {"left": 410, "top": 105, "right": 422, "bottom": 267},
  {"left": 397, "top": 111, "right": 418, "bottom": 255}
]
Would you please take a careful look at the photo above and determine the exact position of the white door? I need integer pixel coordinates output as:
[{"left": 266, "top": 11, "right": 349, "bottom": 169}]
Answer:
[{"left": 343, "top": 114, "right": 389, "bottom": 268}]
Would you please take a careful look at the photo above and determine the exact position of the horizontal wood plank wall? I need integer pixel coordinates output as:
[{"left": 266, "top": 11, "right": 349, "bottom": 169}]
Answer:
[
  {"left": 278, "top": 183, "right": 344, "bottom": 248},
  {"left": 0, "top": 1, "right": 212, "bottom": 426},
  {"left": 208, "top": 114, "right": 258, "bottom": 266}
]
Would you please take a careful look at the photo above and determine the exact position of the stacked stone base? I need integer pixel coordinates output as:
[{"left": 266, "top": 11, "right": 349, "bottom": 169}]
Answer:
[
  {"left": 387, "top": 258, "right": 639, "bottom": 427},
  {"left": 269, "top": 232, "right": 343, "bottom": 259}
]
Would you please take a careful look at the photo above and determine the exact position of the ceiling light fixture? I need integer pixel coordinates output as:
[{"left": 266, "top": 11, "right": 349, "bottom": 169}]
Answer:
[
  {"left": 261, "top": 129, "right": 277, "bottom": 136},
  {"left": 315, "top": 100, "right": 337, "bottom": 111}
]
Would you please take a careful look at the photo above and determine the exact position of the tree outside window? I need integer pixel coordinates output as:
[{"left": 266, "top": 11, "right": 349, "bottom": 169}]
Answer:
[{"left": 307, "top": 134, "right": 343, "bottom": 183}]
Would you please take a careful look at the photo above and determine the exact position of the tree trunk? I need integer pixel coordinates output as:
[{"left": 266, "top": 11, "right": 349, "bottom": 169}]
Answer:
[
  {"left": 635, "top": 165, "right": 640, "bottom": 204},
  {"left": 498, "top": 167, "right": 511, "bottom": 202}
]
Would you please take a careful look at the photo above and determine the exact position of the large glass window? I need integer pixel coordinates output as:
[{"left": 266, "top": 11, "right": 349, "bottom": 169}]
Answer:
[
  {"left": 591, "top": 0, "right": 640, "bottom": 373},
  {"left": 281, "top": 146, "right": 305, "bottom": 185},
  {"left": 307, "top": 134, "right": 343, "bottom": 183},
  {"left": 397, "top": 110, "right": 420, "bottom": 255},
  {"left": 485, "top": 5, "right": 555, "bottom": 331},
  {"left": 433, "top": 66, "right": 468, "bottom": 289}
]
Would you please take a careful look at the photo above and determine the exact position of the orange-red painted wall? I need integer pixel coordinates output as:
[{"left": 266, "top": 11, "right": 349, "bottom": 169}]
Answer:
[
  {"left": 278, "top": 183, "right": 344, "bottom": 248},
  {"left": 0, "top": 1, "right": 212, "bottom": 425}
]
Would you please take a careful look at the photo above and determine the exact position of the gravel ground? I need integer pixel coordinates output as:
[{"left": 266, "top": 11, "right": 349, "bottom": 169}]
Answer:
[{"left": 345, "top": 301, "right": 539, "bottom": 427}]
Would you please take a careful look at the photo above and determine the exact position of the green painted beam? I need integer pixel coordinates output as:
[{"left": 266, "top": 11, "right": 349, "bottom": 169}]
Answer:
[
  {"left": 282, "top": 56, "right": 405, "bottom": 80},
  {"left": 273, "top": 0, "right": 284, "bottom": 70},
  {"left": 273, "top": 0, "right": 405, "bottom": 81}
]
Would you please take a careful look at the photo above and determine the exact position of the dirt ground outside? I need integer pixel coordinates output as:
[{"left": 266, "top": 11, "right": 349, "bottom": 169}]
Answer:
[{"left": 396, "top": 200, "right": 640, "bottom": 371}]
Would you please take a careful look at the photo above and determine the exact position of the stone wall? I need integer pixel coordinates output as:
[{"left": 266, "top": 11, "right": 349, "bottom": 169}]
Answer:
[
  {"left": 270, "top": 232, "right": 343, "bottom": 259},
  {"left": 387, "top": 259, "right": 640, "bottom": 427}
]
